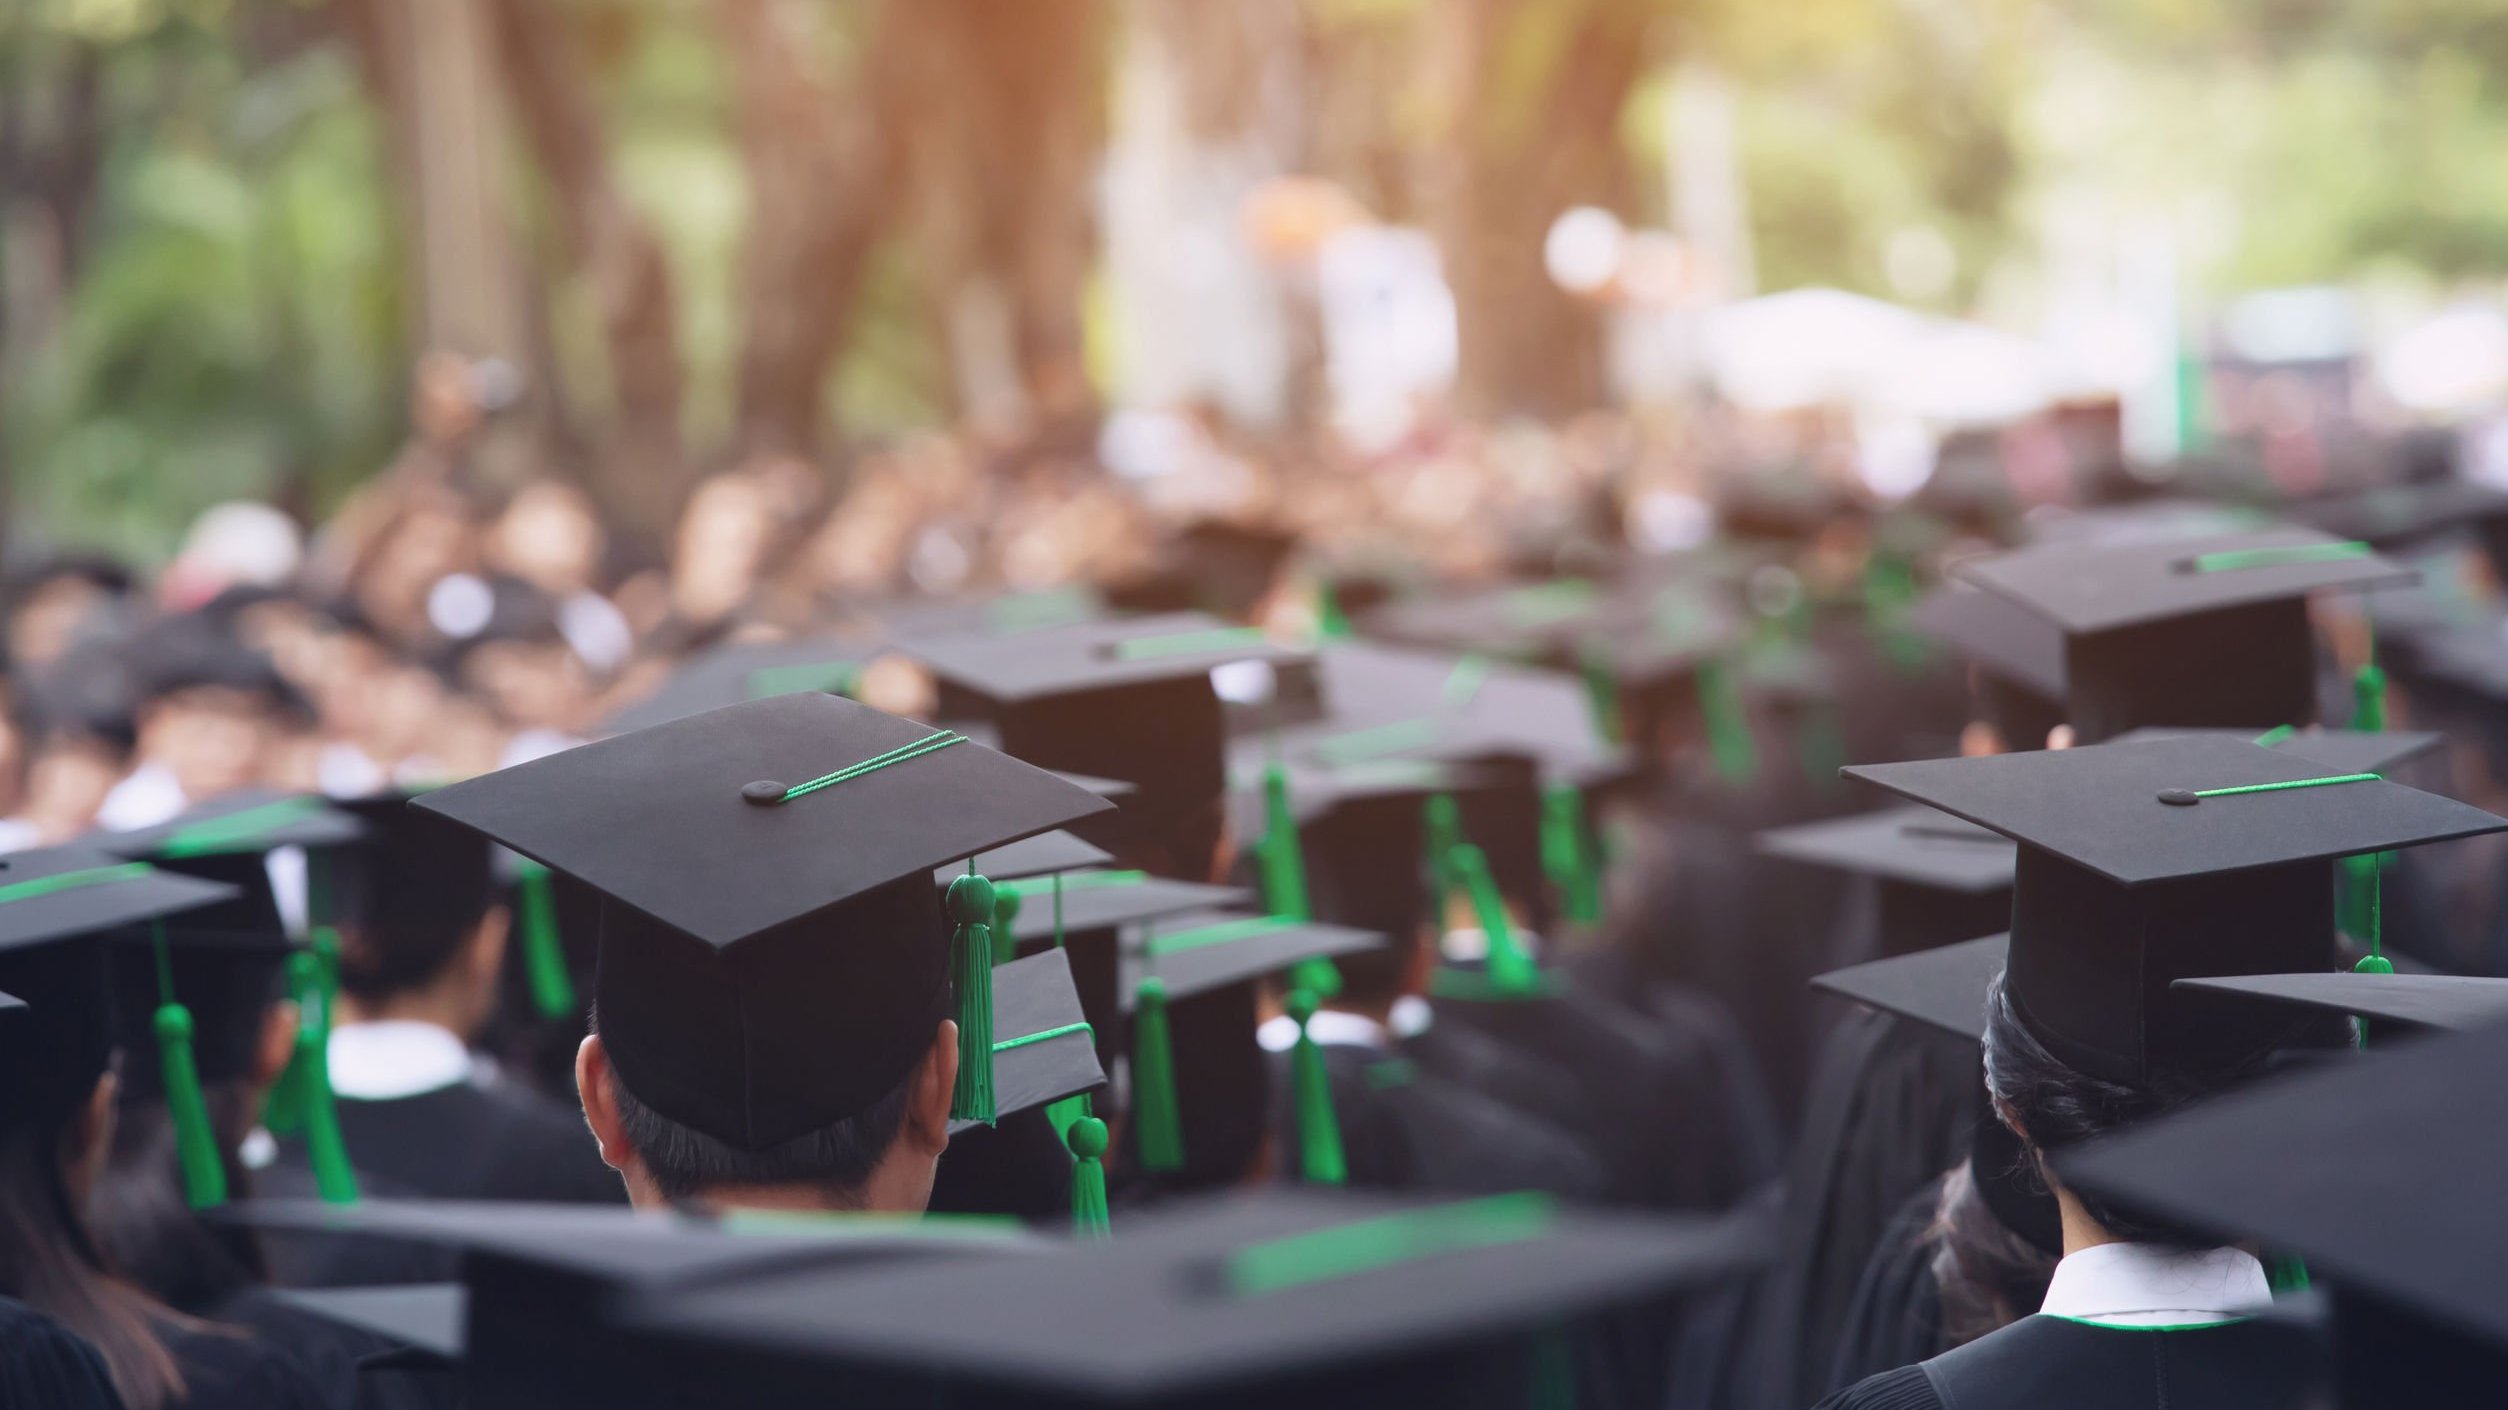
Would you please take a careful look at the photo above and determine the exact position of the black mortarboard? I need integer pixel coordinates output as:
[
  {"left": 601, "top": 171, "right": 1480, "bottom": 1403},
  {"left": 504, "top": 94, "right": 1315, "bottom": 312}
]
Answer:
[
  {"left": 329, "top": 792, "right": 498, "bottom": 995},
  {"left": 270, "top": 1284, "right": 467, "bottom": 1362},
  {"left": 629, "top": 1189, "right": 1764, "bottom": 1408},
  {"left": 0, "top": 845, "right": 238, "bottom": 1125},
  {"left": 1844, "top": 735, "right": 2507, "bottom": 1081},
  {"left": 599, "top": 637, "right": 879, "bottom": 736},
  {"left": 988, "top": 872, "right": 1247, "bottom": 1077},
  {"left": 1104, "top": 519, "right": 1301, "bottom": 620},
  {"left": 2055, "top": 1020, "right": 2508, "bottom": 1368},
  {"left": 1810, "top": 932, "right": 2008, "bottom": 1040},
  {"left": 939, "top": 830, "right": 1116, "bottom": 887},
  {"left": 951, "top": 948, "right": 1106, "bottom": 1137},
  {"left": 1759, "top": 805, "right": 2017, "bottom": 958},
  {"left": 2294, "top": 478, "right": 2508, "bottom": 578},
  {"left": 414, "top": 694, "right": 1112, "bottom": 1150},
  {"left": 2169, "top": 971, "right": 2508, "bottom": 1033},
  {"left": 1956, "top": 528, "right": 2412, "bottom": 741},
  {"left": 914, "top": 614, "right": 1307, "bottom": 869},
  {"left": 1908, "top": 583, "right": 2068, "bottom": 745},
  {"left": 96, "top": 789, "right": 370, "bottom": 938},
  {"left": 1277, "top": 643, "right": 1626, "bottom": 790},
  {"left": 2104, "top": 725, "right": 2444, "bottom": 779}
]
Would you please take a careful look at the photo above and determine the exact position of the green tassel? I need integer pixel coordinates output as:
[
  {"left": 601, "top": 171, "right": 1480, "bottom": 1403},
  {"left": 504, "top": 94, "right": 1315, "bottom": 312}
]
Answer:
[
  {"left": 1066, "top": 1115, "right": 1111, "bottom": 1238},
  {"left": 2267, "top": 1253, "right": 2311, "bottom": 1293},
  {"left": 946, "top": 874, "right": 997, "bottom": 1124},
  {"left": 1527, "top": 1328, "right": 1578, "bottom": 1410},
  {"left": 2351, "top": 662, "right": 2387, "bottom": 732},
  {"left": 1696, "top": 658, "right": 1757, "bottom": 783},
  {"left": 1424, "top": 794, "right": 1464, "bottom": 928},
  {"left": 1043, "top": 1092, "right": 1091, "bottom": 1145},
  {"left": 151, "top": 942, "right": 228, "bottom": 1213},
  {"left": 261, "top": 949, "right": 320, "bottom": 1137},
  {"left": 1129, "top": 977, "right": 1184, "bottom": 1172},
  {"left": 1285, "top": 989, "right": 1346, "bottom": 1186},
  {"left": 1798, "top": 703, "right": 1848, "bottom": 794},
  {"left": 1261, "top": 760, "right": 1339, "bottom": 999},
  {"left": 992, "top": 888, "right": 1023, "bottom": 966},
  {"left": 516, "top": 862, "right": 577, "bottom": 1021},
  {"left": 299, "top": 1025, "right": 359, "bottom": 1204},
  {"left": 1451, "top": 844, "right": 1539, "bottom": 996},
  {"left": 1317, "top": 580, "right": 1352, "bottom": 640},
  {"left": 1539, "top": 782, "right": 1601, "bottom": 926}
]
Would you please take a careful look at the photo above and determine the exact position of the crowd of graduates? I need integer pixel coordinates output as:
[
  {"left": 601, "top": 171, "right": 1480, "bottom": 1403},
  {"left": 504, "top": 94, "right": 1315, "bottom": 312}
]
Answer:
[{"left": 0, "top": 392, "right": 2505, "bottom": 1409}]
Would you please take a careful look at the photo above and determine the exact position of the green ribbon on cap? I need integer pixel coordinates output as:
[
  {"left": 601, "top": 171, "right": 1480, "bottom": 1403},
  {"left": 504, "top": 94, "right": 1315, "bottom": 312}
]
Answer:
[
  {"left": 2182, "top": 539, "right": 2371, "bottom": 574},
  {"left": 1284, "top": 988, "right": 1346, "bottom": 1186},
  {"left": 1224, "top": 1190, "right": 1555, "bottom": 1296},
  {"left": 1109, "top": 626, "right": 1268, "bottom": 661},
  {"left": 158, "top": 796, "right": 326, "bottom": 858},
  {"left": 1255, "top": 758, "right": 1339, "bottom": 1000},
  {"left": 0, "top": 861, "right": 154, "bottom": 906},
  {"left": 298, "top": 929, "right": 358, "bottom": 1204},
  {"left": 1065, "top": 1114, "right": 1111, "bottom": 1238},
  {"left": 514, "top": 860, "right": 577, "bottom": 1020},
  {"left": 993, "top": 1020, "right": 1091, "bottom": 1053},
  {"left": 1130, "top": 976, "right": 1184, "bottom": 1173},
  {"left": 999, "top": 870, "right": 1148, "bottom": 900},
  {"left": 775, "top": 730, "right": 969, "bottom": 804},
  {"left": 1316, "top": 581, "right": 1353, "bottom": 641},
  {"left": 1145, "top": 913, "right": 1305, "bottom": 956},
  {"left": 2167, "top": 772, "right": 2380, "bottom": 803},
  {"left": 149, "top": 922, "right": 227, "bottom": 1210},
  {"left": 945, "top": 874, "right": 998, "bottom": 1124}
]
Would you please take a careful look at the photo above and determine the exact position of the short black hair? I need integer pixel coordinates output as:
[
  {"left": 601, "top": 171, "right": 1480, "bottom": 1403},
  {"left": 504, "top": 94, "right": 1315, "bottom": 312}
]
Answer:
[
  {"left": 1980, "top": 971, "right": 2276, "bottom": 1247},
  {"left": 597, "top": 1010, "right": 919, "bottom": 1203}
]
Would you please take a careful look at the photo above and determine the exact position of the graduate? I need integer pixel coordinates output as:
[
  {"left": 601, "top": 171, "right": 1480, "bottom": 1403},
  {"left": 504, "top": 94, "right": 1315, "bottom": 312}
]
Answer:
[
  {"left": 413, "top": 692, "right": 1113, "bottom": 1217},
  {"left": 313, "top": 791, "right": 622, "bottom": 1206},
  {"left": 1814, "top": 733, "right": 2506, "bottom": 1410},
  {"left": 0, "top": 845, "right": 333, "bottom": 1410}
]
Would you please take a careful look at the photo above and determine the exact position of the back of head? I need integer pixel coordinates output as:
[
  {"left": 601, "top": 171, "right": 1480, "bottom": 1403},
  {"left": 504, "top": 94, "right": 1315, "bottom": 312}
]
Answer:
[{"left": 336, "top": 806, "right": 497, "bottom": 1004}]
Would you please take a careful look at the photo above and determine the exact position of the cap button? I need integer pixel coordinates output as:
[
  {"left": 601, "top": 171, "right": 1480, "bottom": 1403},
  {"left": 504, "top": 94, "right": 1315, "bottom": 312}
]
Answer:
[
  {"left": 2157, "top": 788, "right": 2200, "bottom": 807},
  {"left": 741, "top": 780, "right": 788, "bottom": 806}
]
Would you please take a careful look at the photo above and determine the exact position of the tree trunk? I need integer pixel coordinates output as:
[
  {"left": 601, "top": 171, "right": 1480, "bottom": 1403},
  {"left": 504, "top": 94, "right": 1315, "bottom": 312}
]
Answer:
[
  {"left": 1418, "top": 0, "right": 1655, "bottom": 420},
  {"left": 715, "top": 0, "right": 898, "bottom": 463},
  {"left": 489, "top": 0, "right": 693, "bottom": 540}
]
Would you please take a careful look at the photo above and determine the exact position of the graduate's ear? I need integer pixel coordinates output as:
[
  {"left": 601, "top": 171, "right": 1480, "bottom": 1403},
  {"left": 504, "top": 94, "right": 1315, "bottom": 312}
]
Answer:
[
  {"left": 576, "top": 1034, "right": 633, "bottom": 1172},
  {"left": 253, "top": 999, "right": 301, "bottom": 1090},
  {"left": 462, "top": 905, "right": 511, "bottom": 991},
  {"left": 63, "top": 1071, "right": 118, "bottom": 1201},
  {"left": 902, "top": 1019, "right": 959, "bottom": 1157}
]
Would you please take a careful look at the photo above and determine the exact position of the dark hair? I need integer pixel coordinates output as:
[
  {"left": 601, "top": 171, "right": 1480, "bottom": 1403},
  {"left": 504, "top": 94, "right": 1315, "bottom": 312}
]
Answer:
[
  {"left": 0, "top": 1085, "right": 190, "bottom": 1410},
  {"left": 595, "top": 1012, "right": 920, "bottom": 1204},
  {"left": 1980, "top": 972, "right": 2272, "bottom": 1246},
  {"left": 1928, "top": 1159, "right": 2057, "bottom": 1350},
  {"left": 89, "top": 1082, "right": 266, "bottom": 1314}
]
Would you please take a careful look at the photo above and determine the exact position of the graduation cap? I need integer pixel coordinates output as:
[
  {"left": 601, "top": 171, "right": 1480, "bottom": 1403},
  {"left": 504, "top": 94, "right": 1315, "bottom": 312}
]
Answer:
[
  {"left": 912, "top": 613, "right": 1308, "bottom": 869},
  {"left": 599, "top": 637, "right": 880, "bottom": 736},
  {"left": 937, "top": 830, "right": 1115, "bottom": 887},
  {"left": 1955, "top": 528, "right": 2413, "bottom": 741},
  {"left": 2104, "top": 725, "right": 2443, "bottom": 779},
  {"left": 624, "top": 1188, "right": 1765, "bottom": 1408},
  {"left": 991, "top": 872, "right": 1247, "bottom": 1074},
  {"left": 2054, "top": 1019, "right": 2508, "bottom": 1378},
  {"left": 1758, "top": 805, "right": 2016, "bottom": 958},
  {"left": 2294, "top": 478, "right": 2508, "bottom": 578},
  {"left": 1908, "top": 584, "right": 2068, "bottom": 748},
  {"left": 1843, "top": 734, "right": 2508, "bottom": 1082},
  {"left": 949, "top": 948, "right": 1106, "bottom": 1139},
  {"left": 2169, "top": 971, "right": 2508, "bottom": 1034},
  {"left": 269, "top": 1284, "right": 467, "bottom": 1363},
  {"left": 415, "top": 693, "right": 1113, "bottom": 1148},
  {"left": 1103, "top": 519, "right": 1301, "bottom": 620},
  {"left": 1122, "top": 912, "right": 1384, "bottom": 1189},
  {"left": 95, "top": 788, "right": 370, "bottom": 938},
  {"left": 325, "top": 791, "right": 498, "bottom": 999}
]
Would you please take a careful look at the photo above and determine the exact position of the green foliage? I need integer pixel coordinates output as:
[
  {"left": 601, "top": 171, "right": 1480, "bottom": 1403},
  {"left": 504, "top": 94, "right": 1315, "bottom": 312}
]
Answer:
[{"left": 6, "top": 29, "right": 401, "bottom": 561}]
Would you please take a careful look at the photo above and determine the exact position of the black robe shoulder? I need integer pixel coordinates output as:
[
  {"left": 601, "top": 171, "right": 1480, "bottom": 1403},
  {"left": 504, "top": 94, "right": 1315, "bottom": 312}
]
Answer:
[
  {"left": 331, "top": 1074, "right": 623, "bottom": 1206},
  {"left": 0, "top": 1296, "right": 124, "bottom": 1410},
  {"left": 1815, "top": 1313, "right": 2324, "bottom": 1410}
]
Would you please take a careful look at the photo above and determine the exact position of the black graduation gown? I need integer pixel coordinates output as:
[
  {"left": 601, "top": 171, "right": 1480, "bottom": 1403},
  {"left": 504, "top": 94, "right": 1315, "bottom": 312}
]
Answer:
[
  {"left": 329, "top": 1077, "right": 623, "bottom": 1206},
  {"left": 1825, "top": 1177, "right": 1948, "bottom": 1395},
  {"left": 1283, "top": 1041, "right": 1610, "bottom": 1202},
  {"left": 0, "top": 1296, "right": 124, "bottom": 1410},
  {"left": 211, "top": 1287, "right": 458, "bottom": 1410},
  {"left": 155, "top": 1314, "right": 333, "bottom": 1410},
  {"left": 926, "top": 1108, "right": 1073, "bottom": 1223},
  {"left": 1749, "top": 1008, "right": 1977, "bottom": 1410},
  {"left": 1814, "top": 1314, "right": 2324, "bottom": 1410}
]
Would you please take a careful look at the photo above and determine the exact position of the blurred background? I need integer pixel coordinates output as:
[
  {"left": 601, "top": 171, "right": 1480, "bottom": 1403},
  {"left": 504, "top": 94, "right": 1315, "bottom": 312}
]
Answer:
[{"left": 4, "top": 0, "right": 2508, "bottom": 846}]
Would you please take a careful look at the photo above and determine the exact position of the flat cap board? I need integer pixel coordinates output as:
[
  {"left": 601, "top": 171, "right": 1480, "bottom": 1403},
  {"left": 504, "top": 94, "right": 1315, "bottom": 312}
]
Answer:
[
  {"left": 0, "top": 847, "right": 240, "bottom": 949},
  {"left": 2056, "top": 1019, "right": 2508, "bottom": 1346},
  {"left": 1957, "top": 527, "right": 2413, "bottom": 636},
  {"left": 947, "top": 948, "right": 1104, "bottom": 1136},
  {"left": 97, "top": 789, "right": 370, "bottom": 859},
  {"left": 1907, "top": 585, "right": 2066, "bottom": 697},
  {"left": 1843, "top": 734, "right": 2508, "bottom": 887},
  {"left": 996, "top": 874, "right": 1250, "bottom": 944},
  {"left": 214, "top": 1199, "right": 1040, "bottom": 1291},
  {"left": 910, "top": 612, "right": 1309, "bottom": 703},
  {"left": 0, "top": 990, "right": 21, "bottom": 1020},
  {"left": 2105, "top": 727, "right": 2444, "bottom": 778},
  {"left": 415, "top": 693, "right": 1113, "bottom": 949},
  {"left": 1288, "top": 642, "right": 1622, "bottom": 781},
  {"left": 2171, "top": 972, "right": 2508, "bottom": 1032},
  {"left": 2295, "top": 481, "right": 2508, "bottom": 547},
  {"left": 600, "top": 638, "right": 879, "bottom": 736},
  {"left": 1756, "top": 805, "right": 2017, "bottom": 893},
  {"left": 1127, "top": 911, "right": 1388, "bottom": 1002},
  {"left": 624, "top": 1189, "right": 1767, "bottom": 1401},
  {"left": 1809, "top": 933, "right": 2007, "bottom": 1041},
  {"left": 938, "top": 830, "right": 1115, "bottom": 887},
  {"left": 270, "top": 1285, "right": 467, "bottom": 1360},
  {"left": 1360, "top": 580, "right": 1614, "bottom": 660},
  {"left": 1225, "top": 751, "right": 1490, "bottom": 831},
  {"left": 951, "top": 721, "right": 1138, "bottom": 801}
]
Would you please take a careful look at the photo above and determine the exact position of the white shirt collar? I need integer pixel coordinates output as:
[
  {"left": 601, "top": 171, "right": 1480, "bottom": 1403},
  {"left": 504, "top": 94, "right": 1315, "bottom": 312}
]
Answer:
[
  {"left": 328, "top": 1020, "right": 474, "bottom": 1101},
  {"left": 2038, "top": 1243, "right": 2272, "bottom": 1328},
  {"left": 1255, "top": 1008, "right": 1391, "bottom": 1054}
]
